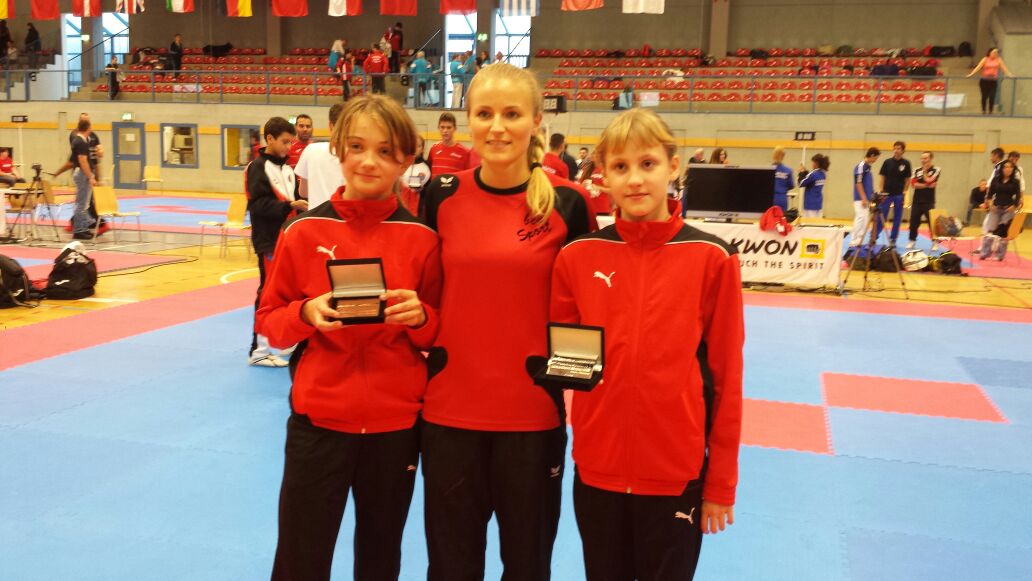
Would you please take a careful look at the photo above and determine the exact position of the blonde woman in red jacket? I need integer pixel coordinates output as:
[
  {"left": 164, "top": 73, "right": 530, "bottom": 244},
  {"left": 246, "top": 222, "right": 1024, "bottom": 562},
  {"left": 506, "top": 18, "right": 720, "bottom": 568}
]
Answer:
[
  {"left": 256, "top": 95, "right": 441, "bottom": 581},
  {"left": 551, "top": 108, "right": 744, "bottom": 581}
]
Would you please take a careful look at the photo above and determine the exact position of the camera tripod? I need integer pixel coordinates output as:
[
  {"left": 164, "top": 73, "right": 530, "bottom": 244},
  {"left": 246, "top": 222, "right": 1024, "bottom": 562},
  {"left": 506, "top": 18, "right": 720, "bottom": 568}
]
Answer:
[
  {"left": 838, "top": 196, "right": 910, "bottom": 299},
  {"left": 2, "top": 168, "right": 59, "bottom": 244}
]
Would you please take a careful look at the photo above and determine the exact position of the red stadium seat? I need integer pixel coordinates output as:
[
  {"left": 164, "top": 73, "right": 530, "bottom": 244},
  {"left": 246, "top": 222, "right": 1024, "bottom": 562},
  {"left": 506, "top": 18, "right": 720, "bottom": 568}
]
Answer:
[
  {"left": 798, "top": 93, "right": 813, "bottom": 102},
  {"left": 691, "top": 92, "right": 707, "bottom": 102},
  {"left": 855, "top": 93, "right": 872, "bottom": 103},
  {"left": 728, "top": 80, "right": 744, "bottom": 90},
  {"left": 779, "top": 93, "right": 797, "bottom": 102},
  {"left": 798, "top": 80, "right": 814, "bottom": 91},
  {"left": 734, "top": 48, "right": 749, "bottom": 57},
  {"left": 694, "top": 80, "right": 710, "bottom": 90},
  {"left": 710, "top": 80, "right": 726, "bottom": 90},
  {"left": 817, "top": 80, "right": 832, "bottom": 91},
  {"left": 707, "top": 93, "right": 721, "bottom": 101},
  {"left": 762, "top": 92, "right": 777, "bottom": 102},
  {"left": 817, "top": 93, "right": 833, "bottom": 103},
  {"left": 780, "top": 80, "right": 797, "bottom": 90},
  {"left": 835, "top": 94, "right": 853, "bottom": 103},
  {"left": 930, "top": 81, "right": 946, "bottom": 91},
  {"left": 893, "top": 94, "right": 910, "bottom": 103}
]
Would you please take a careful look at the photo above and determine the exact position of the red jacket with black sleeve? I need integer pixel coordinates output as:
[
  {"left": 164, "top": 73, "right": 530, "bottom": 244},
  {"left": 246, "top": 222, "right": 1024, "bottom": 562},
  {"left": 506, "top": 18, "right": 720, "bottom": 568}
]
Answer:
[
  {"left": 255, "top": 192, "right": 442, "bottom": 434},
  {"left": 551, "top": 204, "right": 744, "bottom": 504},
  {"left": 421, "top": 168, "right": 595, "bottom": 431}
]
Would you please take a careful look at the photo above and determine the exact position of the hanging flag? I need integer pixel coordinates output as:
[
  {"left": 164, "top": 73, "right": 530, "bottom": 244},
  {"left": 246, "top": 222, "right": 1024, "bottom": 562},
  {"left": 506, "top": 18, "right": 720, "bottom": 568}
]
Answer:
[
  {"left": 500, "top": 0, "right": 537, "bottom": 16},
  {"left": 329, "top": 0, "right": 361, "bottom": 16},
  {"left": 167, "top": 0, "right": 194, "bottom": 12},
  {"left": 224, "top": 0, "right": 252, "bottom": 17},
  {"left": 272, "top": 0, "right": 307, "bottom": 17},
  {"left": 0, "top": 0, "right": 13, "bottom": 19},
  {"left": 439, "top": 0, "right": 474, "bottom": 15},
  {"left": 622, "top": 0, "right": 662, "bottom": 14},
  {"left": 561, "top": 0, "right": 603, "bottom": 11},
  {"left": 31, "top": 0, "right": 61, "bottom": 19},
  {"left": 116, "top": 0, "right": 146, "bottom": 14},
  {"left": 73, "top": 0, "right": 101, "bottom": 16},
  {"left": 380, "top": 0, "right": 415, "bottom": 16}
]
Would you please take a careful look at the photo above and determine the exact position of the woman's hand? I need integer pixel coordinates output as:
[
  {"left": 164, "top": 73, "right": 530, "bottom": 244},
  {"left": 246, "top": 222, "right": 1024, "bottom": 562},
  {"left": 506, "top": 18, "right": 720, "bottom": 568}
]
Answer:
[
  {"left": 701, "top": 500, "right": 734, "bottom": 534},
  {"left": 383, "top": 289, "right": 426, "bottom": 327},
  {"left": 301, "top": 292, "right": 344, "bottom": 332}
]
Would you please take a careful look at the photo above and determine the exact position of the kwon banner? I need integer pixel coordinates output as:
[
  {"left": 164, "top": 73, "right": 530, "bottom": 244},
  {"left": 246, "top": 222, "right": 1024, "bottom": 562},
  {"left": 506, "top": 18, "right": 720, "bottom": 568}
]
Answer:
[{"left": 596, "top": 217, "right": 844, "bottom": 288}]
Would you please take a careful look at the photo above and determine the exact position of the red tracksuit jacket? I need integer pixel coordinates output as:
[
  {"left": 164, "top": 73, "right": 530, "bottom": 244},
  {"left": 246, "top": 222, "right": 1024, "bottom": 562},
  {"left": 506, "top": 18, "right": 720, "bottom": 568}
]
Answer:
[
  {"left": 551, "top": 204, "right": 744, "bottom": 504},
  {"left": 420, "top": 168, "right": 594, "bottom": 431},
  {"left": 255, "top": 192, "right": 442, "bottom": 434}
]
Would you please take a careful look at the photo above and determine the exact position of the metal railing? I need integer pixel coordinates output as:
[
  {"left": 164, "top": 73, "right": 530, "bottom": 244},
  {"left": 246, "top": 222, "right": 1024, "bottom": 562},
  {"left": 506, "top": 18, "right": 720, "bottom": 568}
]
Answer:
[{"left": 2, "top": 68, "right": 1027, "bottom": 117}]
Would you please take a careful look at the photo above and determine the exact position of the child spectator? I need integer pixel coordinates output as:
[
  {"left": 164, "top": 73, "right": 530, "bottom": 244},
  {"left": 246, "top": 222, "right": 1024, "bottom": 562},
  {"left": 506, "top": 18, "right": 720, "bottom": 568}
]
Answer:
[
  {"left": 551, "top": 108, "right": 743, "bottom": 581},
  {"left": 246, "top": 117, "right": 309, "bottom": 367}
]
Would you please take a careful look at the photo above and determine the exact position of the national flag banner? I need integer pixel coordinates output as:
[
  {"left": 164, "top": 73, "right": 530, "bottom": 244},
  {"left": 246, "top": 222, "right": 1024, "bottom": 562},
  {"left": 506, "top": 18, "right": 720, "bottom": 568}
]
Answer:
[
  {"left": 0, "top": 0, "right": 13, "bottom": 20},
  {"left": 166, "top": 0, "right": 194, "bottom": 12},
  {"left": 116, "top": 0, "right": 146, "bottom": 14},
  {"left": 31, "top": 0, "right": 61, "bottom": 19},
  {"left": 225, "top": 0, "right": 252, "bottom": 17},
  {"left": 622, "top": 0, "right": 662, "bottom": 14},
  {"left": 272, "top": 0, "right": 307, "bottom": 17},
  {"left": 440, "top": 0, "right": 474, "bottom": 15},
  {"left": 500, "top": 0, "right": 538, "bottom": 17},
  {"left": 561, "top": 0, "right": 602, "bottom": 11},
  {"left": 380, "top": 0, "right": 416, "bottom": 16},
  {"left": 73, "top": 0, "right": 102, "bottom": 16},
  {"left": 329, "top": 0, "right": 362, "bottom": 16}
]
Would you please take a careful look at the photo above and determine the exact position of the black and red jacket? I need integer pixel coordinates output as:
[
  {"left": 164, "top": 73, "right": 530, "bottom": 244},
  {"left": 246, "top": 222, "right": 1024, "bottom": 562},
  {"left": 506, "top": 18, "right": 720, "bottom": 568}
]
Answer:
[
  {"left": 551, "top": 201, "right": 744, "bottom": 504},
  {"left": 255, "top": 191, "right": 441, "bottom": 434},
  {"left": 421, "top": 168, "right": 594, "bottom": 431},
  {"left": 246, "top": 151, "right": 297, "bottom": 255}
]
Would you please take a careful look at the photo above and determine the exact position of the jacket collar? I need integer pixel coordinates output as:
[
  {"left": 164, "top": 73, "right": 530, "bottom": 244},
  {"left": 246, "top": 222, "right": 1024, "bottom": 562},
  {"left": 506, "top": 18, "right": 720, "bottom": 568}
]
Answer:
[
  {"left": 260, "top": 150, "right": 288, "bottom": 166},
  {"left": 330, "top": 188, "right": 398, "bottom": 224},
  {"left": 614, "top": 199, "right": 683, "bottom": 248}
]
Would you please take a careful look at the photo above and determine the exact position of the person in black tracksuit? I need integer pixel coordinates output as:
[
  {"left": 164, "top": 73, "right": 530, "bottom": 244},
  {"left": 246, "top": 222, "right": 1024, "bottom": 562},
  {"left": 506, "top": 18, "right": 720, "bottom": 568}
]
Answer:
[
  {"left": 246, "top": 117, "right": 308, "bottom": 367},
  {"left": 907, "top": 151, "right": 940, "bottom": 249}
]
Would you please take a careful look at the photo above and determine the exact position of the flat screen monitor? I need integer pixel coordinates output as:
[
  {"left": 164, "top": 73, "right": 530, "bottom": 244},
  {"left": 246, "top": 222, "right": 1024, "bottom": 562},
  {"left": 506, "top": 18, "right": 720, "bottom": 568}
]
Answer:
[{"left": 682, "top": 164, "right": 775, "bottom": 220}]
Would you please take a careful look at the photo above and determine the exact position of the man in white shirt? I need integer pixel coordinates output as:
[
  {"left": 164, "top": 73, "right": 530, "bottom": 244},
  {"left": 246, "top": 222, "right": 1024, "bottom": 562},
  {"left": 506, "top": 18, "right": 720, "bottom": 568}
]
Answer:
[{"left": 294, "top": 103, "right": 346, "bottom": 208}]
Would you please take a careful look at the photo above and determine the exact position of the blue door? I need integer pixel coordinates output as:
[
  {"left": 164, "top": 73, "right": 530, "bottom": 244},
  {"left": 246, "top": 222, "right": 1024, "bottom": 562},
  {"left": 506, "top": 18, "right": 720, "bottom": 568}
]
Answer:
[{"left": 112, "top": 122, "right": 146, "bottom": 190}]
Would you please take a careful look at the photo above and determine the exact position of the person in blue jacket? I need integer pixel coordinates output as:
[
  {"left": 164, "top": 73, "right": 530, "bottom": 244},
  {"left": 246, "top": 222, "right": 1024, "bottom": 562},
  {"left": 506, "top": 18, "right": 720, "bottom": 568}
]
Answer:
[
  {"left": 797, "top": 154, "right": 829, "bottom": 218},
  {"left": 772, "top": 146, "right": 795, "bottom": 211},
  {"left": 408, "top": 50, "right": 432, "bottom": 107}
]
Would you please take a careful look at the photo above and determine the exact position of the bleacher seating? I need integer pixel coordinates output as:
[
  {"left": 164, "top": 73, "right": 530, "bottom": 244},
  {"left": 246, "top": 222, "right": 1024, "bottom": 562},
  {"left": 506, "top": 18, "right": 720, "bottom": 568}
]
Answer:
[{"left": 535, "top": 46, "right": 962, "bottom": 109}]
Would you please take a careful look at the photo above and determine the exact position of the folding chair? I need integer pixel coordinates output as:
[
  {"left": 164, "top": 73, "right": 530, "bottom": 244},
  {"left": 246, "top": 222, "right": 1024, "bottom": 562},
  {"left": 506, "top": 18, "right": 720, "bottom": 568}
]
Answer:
[
  {"left": 1003, "top": 211, "right": 1027, "bottom": 263},
  {"left": 929, "top": 208, "right": 977, "bottom": 255},
  {"left": 198, "top": 194, "right": 251, "bottom": 257},
  {"left": 142, "top": 165, "right": 164, "bottom": 192},
  {"left": 92, "top": 186, "right": 143, "bottom": 243}
]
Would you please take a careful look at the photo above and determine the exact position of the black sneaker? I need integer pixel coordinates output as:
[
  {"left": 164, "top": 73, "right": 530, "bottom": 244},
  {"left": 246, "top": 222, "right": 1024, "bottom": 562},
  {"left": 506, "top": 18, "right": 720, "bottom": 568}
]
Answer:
[{"left": 73, "top": 231, "right": 95, "bottom": 240}]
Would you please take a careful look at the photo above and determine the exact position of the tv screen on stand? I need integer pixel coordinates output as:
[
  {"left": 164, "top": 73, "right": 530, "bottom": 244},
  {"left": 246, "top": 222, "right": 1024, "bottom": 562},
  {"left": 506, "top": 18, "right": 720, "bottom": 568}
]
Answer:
[{"left": 682, "top": 165, "right": 775, "bottom": 220}]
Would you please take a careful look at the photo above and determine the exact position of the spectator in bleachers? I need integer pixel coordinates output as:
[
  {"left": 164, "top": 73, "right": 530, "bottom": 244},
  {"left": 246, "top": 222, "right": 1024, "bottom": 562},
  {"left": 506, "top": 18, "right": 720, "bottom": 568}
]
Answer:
[
  {"left": 408, "top": 50, "right": 432, "bottom": 107},
  {"left": 476, "top": 50, "right": 489, "bottom": 70},
  {"left": 365, "top": 43, "right": 389, "bottom": 95},
  {"left": 25, "top": 23, "right": 41, "bottom": 69},
  {"left": 169, "top": 34, "right": 183, "bottom": 80},
  {"left": 709, "top": 148, "right": 728, "bottom": 165},
  {"left": 328, "top": 39, "right": 344, "bottom": 74},
  {"left": 0, "top": 21, "right": 10, "bottom": 61},
  {"left": 2, "top": 40, "right": 16, "bottom": 70},
  {"left": 771, "top": 146, "right": 794, "bottom": 211},
  {"left": 337, "top": 50, "right": 355, "bottom": 101},
  {"left": 449, "top": 53, "right": 466, "bottom": 109},
  {"left": 798, "top": 153, "right": 829, "bottom": 218},
  {"left": 493, "top": 51, "right": 505, "bottom": 65},
  {"left": 104, "top": 57, "right": 121, "bottom": 101},
  {"left": 967, "top": 48, "right": 1012, "bottom": 115},
  {"left": 386, "top": 22, "right": 403, "bottom": 72}
]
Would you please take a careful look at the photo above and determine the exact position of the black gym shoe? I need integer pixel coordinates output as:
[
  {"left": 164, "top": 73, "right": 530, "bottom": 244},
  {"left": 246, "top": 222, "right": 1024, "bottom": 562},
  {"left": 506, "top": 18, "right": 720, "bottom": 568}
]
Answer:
[{"left": 72, "top": 231, "right": 95, "bottom": 240}]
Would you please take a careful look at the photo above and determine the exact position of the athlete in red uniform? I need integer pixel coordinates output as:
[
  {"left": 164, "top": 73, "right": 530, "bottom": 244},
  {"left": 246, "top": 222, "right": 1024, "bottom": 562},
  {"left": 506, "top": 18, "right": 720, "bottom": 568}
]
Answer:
[
  {"left": 420, "top": 63, "right": 594, "bottom": 581},
  {"left": 257, "top": 96, "right": 441, "bottom": 581},
  {"left": 551, "top": 109, "right": 743, "bottom": 581},
  {"left": 426, "top": 112, "right": 472, "bottom": 178}
]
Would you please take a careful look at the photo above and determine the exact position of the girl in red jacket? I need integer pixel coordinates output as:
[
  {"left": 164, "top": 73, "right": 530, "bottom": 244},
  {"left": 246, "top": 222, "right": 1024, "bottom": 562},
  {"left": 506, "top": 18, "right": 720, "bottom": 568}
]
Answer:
[
  {"left": 256, "top": 95, "right": 441, "bottom": 581},
  {"left": 551, "top": 109, "right": 744, "bottom": 581},
  {"left": 419, "top": 62, "right": 594, "bottom": 580}
]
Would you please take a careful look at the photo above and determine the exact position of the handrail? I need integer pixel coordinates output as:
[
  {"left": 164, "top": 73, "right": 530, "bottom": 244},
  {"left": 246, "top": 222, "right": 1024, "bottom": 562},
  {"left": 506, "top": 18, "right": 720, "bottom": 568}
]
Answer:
[{"left": 1, "top": 69, "right": 1023, "bottom": 117}]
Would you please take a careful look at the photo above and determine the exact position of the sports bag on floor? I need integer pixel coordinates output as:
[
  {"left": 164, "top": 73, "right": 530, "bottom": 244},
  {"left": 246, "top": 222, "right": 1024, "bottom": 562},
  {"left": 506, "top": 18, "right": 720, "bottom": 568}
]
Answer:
[
  {"left": 45, "top": 247, "right": 97, "bottom": 300},
  {"left": 0, "top": 254, "right": 37, "bottom": 308}
]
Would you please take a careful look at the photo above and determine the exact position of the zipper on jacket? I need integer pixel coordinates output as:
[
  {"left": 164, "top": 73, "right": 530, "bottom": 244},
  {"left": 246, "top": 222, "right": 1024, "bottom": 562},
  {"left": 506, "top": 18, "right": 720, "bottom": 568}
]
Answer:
[{"left": 625, "top": 245, "right": 648, "bottom": 494}]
